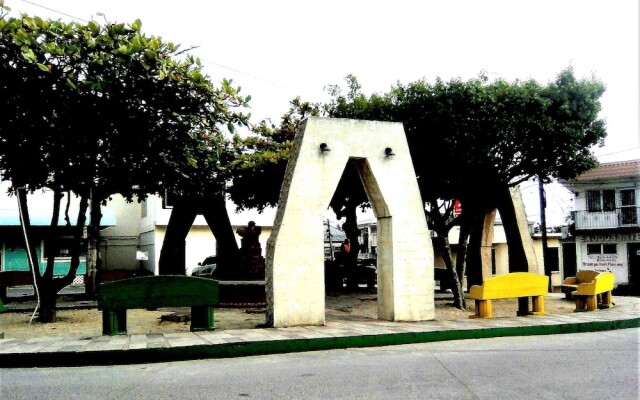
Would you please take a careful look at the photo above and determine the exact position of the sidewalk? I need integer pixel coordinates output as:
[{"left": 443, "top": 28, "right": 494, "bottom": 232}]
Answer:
[{"left": 1, "top": 294, "right": 639, "bottom": 368}]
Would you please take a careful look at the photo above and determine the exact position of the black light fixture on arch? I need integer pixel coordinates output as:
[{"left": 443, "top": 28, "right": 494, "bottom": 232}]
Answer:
[{"left": 319, "top": 143, "right": 331, "bottom": 153}]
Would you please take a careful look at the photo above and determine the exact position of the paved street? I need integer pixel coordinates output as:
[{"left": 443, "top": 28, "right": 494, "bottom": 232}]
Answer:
[{"left": 1, "top": 328, "right": 638, "bottom": 400}]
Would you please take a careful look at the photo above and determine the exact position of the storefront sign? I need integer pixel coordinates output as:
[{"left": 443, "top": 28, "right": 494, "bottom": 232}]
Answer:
[
  {"left": 580, "top": 253, "right": 627, "bottom": 284},
  {"left": 580, "top": 233, "right": 640, "bottom": 242}
]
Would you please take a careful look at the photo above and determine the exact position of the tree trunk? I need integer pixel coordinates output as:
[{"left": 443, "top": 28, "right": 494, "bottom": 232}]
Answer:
[
  {"left": 424, "top": 199, "right": 467, "bottom": 310},
  {"left": 466, "top": 210, "right": 485, "bottom": 288},
  {"left": 456, "top": 221, "right": 471, "bottom": 294},
  {"left": 538, "top": 178, "right": 551, "bottom": 290},
  {"left": 436, "top": 235, "right": 466, "bottom": 310},
  {"left": 85, "top": 188, "right": 102, "bottom": 296},
  {"left": 16, "top": 188, "right": 88, "bottom": 323},
  {"left": 37, "top": 284, "right": 58, "bottom": 323},
  {"left": 201, "top": 194, "right": 241, "bottom": 279},
  {"left": 158, "top": 201, "right": 197, "bottom": 275}
]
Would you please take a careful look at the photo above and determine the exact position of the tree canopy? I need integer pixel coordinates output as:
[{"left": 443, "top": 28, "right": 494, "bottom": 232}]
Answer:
[
  {"left": 0, "top": 6, "right": 249, "bottom": 202},
  {"left": 0, "top": 4, "right": 249, "bottom": 319},
  {"left": 327, "top": 70, "right": 606, "bottom": 206},
  {"left": 229, "top": 69, "right": 606, "bottom": 302}
]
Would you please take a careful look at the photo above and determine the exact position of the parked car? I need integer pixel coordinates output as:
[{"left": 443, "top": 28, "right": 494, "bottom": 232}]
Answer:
[{"left": 191, "top": 256, "right": 217, "bottom": 278}]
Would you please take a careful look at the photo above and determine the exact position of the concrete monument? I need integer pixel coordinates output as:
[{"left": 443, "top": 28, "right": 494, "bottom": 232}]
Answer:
[{"left": 266, "top": 117, "right": 435, "bottom": 327}]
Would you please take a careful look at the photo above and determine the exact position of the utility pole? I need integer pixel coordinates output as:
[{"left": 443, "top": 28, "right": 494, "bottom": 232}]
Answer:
[
  {"left": 326, "top": 219, "right": 334, "bottom": 261},
  {"left": 539, "top": 177, "right": 550, "bottom": 290}
]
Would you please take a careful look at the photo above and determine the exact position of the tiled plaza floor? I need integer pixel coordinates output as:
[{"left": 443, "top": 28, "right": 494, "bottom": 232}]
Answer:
[{"left": 2, "top": 294, "right": 639, "bottom": 368}]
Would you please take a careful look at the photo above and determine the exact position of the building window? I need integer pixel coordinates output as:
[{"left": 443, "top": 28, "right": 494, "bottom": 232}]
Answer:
[
  {"left": 163, "top": 189, "right": 177, "bottom": 209},
  {"left": 587, "top": 243, "right": 617, "bottom": 255},
  {"left": 620, "top": 189, "right": 637, "bottom": 225},
  {"left": 586, "top": 190, "right": 615, "bottom": 212}
]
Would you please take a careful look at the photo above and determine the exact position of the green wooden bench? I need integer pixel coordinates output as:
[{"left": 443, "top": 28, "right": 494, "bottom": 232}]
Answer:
[{"left": 97, "top": 275, "right": 219, "bottom": 336}]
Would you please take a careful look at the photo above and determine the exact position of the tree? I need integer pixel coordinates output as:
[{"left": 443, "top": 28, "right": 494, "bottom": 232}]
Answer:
[
  {"left": 0, "top": 6, "right": 248, "bottom": 321},
  {"left": 228, "top": 98, "right": 320, "bottom": 212},
  {"left": 325, "top": 70, "right": 606, "bottom": 308}
]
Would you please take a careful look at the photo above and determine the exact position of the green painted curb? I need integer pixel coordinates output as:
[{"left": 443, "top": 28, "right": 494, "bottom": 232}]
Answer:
[{"left": 2, "top": 317, "right": 639, "bottom": 368}]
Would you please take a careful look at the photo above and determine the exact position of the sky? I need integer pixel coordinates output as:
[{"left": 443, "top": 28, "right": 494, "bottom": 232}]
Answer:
[{"left": 4, "top": 0, "right": 639, "bottom": 226}]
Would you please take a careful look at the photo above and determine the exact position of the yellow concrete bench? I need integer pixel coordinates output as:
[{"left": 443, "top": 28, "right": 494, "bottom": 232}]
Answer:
[
  {"left": 468, "top": 272, "right": 549, "bottom": 319},
  {"left": 560, "top": 270, "right": 600, "bottom": 299},
  {"left": 572, "top": 271, "right": 615, "bottom": 312}
]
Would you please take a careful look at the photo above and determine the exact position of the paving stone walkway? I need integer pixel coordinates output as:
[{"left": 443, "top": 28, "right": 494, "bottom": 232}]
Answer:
[{"left": 2, "top": 294, "right": 639, "bottom": 368}]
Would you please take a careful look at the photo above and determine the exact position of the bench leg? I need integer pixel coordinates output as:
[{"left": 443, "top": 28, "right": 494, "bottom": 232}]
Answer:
[
  {"left": 574, "top": 294, "right": 597, "bottom": 311},
  {"left": 191, "top": 306, "right": 215, "bottom": 332},
  {"left": 585, "top": 295, "right": 597, "bottom": 311},
  {"left": 574, "top": 295, "right": 586, "bottom": 312},
  {"left": 599, "top": 291, "right": 614, "bottom": 309},
  {"left": 102, "top": 310, "right": 127, "bottom": 335},
  {"left": 470, "top": 299, "right": 493, "bottom": 318},
  {"left": 517, "top": 297, "right": 530, "bottom": 316},
  {"left": 531, "top": 296, "right": 546, "bottom": 315}
]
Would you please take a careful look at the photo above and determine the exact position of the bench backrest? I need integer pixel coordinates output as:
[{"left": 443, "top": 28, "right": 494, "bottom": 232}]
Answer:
[
  {"left": 575, "top": 271, "right": 615, "bottom": 295},
  {"left": 575, "top": 270, "right": 601, "bottom": 284},
  {"left": 97, "top": 275, "right": 219, "bottom": 310},
  {"left": 0, "top": 271, "right": 33, "bottom": 286},
  {"left": 471, "top": 272, "right": 549, "bottom": 299}
]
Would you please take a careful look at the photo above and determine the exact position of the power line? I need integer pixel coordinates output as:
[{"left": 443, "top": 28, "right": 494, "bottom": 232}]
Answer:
[
  {"left": 594, "top": 147, "right": 640, "bottom": 157},
  {"left": 198, "top": 57, "right": 296, "bottom": 92},
  {"left": 19, "top": 0, "right": 89, "bottom": 22},
  {"left": 17, "top": 1, "right": 296, "bottom": 93}
]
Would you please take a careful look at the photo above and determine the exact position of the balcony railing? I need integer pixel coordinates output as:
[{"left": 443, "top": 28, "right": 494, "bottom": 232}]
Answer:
[{"left": 572, "top": 207, "right": 639, "bottom": 230}]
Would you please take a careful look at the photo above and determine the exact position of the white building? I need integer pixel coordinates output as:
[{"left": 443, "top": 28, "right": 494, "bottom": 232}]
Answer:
[{"left": 561, "top": 159, "right": 640, "bottom": 287}]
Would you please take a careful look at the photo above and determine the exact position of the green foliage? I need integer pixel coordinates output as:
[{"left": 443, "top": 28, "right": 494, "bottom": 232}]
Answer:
[
  {"left": 0, "top": 11, "right": 250, "bottom": 202},
  {"left": 0, "top": 7, "right": 250, "bottom": 307},
  {"left": 227, "top": 97, "right": 322, "bottom": 211},
  {"left": 326, "top": 70, "right": 606, "bottom": 208}
]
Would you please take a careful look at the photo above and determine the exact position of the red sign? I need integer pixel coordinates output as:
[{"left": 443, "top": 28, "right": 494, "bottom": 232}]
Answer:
[{"left": 453, "top": 199, "right": 462, "bottom": 217}]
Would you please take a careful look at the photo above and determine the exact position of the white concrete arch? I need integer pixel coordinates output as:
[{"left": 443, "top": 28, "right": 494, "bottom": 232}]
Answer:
[{"left": 265, "top": 117, "right": 434, "bottom": 327}]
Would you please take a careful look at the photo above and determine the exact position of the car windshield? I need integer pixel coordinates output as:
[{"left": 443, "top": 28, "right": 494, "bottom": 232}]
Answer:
[{"left": 202, "top": 256, "right": 216, "bottom": 265}]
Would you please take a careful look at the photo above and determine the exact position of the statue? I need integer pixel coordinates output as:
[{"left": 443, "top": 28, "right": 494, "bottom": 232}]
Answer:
[{"left": 236, "top": 221, "right": 266, "bottom": 280}]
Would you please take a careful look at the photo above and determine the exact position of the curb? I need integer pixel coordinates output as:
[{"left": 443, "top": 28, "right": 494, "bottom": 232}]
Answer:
[{"left": 3, "top": 316, "right": 639, "bottom": 368}]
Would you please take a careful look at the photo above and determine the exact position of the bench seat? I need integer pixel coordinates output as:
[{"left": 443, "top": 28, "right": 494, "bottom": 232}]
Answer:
[
  {"left": 572, "top": 271, "right": 615, "bottom": 312},
  {"left": 560, "top": 270, "right": 601, "bottom": 299},
  {"left": 97, "top": 275, "right": 219, "bottom": 335},
  {"left": 468, "top": 272, "right": 549, "bottom": 319}
]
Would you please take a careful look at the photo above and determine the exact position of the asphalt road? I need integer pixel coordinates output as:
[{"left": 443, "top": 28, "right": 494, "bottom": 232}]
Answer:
[{"left": 1, "top": 328, "right": 638, "bottom": 400}]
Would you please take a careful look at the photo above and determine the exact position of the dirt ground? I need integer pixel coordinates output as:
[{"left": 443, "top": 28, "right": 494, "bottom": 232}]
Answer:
[{"left": 0, "top": 293, "right": 577, "bottom": 340}]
